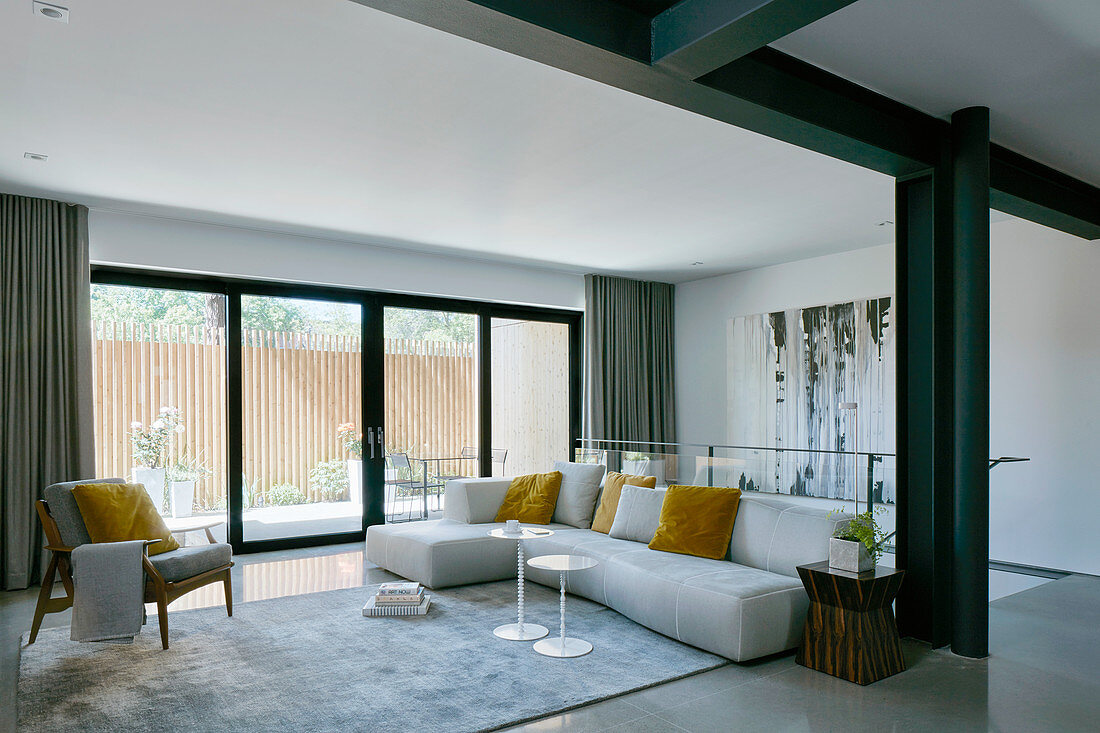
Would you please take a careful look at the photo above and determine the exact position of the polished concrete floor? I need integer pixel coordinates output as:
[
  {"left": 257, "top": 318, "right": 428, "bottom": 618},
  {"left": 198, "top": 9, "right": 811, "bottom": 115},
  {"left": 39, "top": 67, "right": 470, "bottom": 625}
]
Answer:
[{"left": 2, "top": 544, "right": 1097, "bottom": 733}]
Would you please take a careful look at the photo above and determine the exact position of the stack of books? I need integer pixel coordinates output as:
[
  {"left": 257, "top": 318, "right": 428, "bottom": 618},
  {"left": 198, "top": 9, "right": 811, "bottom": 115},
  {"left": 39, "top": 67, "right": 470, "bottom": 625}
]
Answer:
[{"left": 362, "top": 582, "right": 431, "bottom": 617}]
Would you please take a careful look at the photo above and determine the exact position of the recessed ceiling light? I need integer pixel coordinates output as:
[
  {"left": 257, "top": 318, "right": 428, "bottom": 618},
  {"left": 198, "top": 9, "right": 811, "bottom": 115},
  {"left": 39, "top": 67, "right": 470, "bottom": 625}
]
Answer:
[
  {"left": 24, "top": 152, "right": 49, "bottom": 161},
  {"left": 33, "top": 2, "right": 69, "bottom": 23}
]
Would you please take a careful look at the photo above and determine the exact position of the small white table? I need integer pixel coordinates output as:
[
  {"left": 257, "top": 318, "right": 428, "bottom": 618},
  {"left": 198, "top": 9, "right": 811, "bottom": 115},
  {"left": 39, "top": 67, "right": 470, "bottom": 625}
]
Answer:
[
  {"left": 488, "top": 527, "right": 555, "bottom": 641},
  {"left": 164, "top": 516, "right": 224, "bottom": 545},
  {"left": 527, "top": 554, "right": 599, "bottom": 658}
]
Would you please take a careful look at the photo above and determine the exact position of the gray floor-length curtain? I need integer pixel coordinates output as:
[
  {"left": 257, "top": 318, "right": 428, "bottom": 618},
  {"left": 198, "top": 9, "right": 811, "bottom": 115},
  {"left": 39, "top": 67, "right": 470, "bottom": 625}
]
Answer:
[
  {"left": 584, "top": 274, "right": 676, "bottom": 446},
  {"left": 1, "top": 193, "right": 95, "bottom": 590}
]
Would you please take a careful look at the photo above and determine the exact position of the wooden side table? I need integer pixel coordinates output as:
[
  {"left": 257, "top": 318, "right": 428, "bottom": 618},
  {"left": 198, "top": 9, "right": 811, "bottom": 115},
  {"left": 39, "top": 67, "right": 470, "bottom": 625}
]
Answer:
[{"left": 795, "top": 561, "right": 906, "bottom": 685}]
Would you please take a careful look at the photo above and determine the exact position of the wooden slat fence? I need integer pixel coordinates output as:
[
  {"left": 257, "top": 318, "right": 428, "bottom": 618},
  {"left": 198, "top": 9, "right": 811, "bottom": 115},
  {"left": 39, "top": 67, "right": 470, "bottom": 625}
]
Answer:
[{"left": 92, "top": 322, "right": 477, "bottom": 509}]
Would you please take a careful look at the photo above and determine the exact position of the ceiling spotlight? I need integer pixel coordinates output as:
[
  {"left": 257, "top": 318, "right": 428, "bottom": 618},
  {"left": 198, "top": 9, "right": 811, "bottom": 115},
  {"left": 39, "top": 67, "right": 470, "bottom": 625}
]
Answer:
[
  {"left": 33, "top": 2, "right": 69, "bottom": 22},
  {"left": 24, "top": 152, "right": 49, "bottom": 161}
]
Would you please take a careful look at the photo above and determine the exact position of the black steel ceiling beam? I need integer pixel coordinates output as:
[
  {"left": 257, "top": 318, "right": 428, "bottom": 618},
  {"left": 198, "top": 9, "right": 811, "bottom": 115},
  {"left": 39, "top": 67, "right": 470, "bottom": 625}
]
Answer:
[
  {"left": 704, "top": 49, "right": 1100, "bottom": 239},
  {"left": 350, "top": 0, "right": 1100, "bottom": 241},
  {"left": 466, "top": 0, "right": 651, "bottom": 62},
  {"left": 651, "top": 0, "right": 860, "bottom": 79},
  {"left": 698, "top": 48, "right": 943, "bottom": 176},
  {"left": 989, "top": 146, "right": 1100, "bottom": 240}
]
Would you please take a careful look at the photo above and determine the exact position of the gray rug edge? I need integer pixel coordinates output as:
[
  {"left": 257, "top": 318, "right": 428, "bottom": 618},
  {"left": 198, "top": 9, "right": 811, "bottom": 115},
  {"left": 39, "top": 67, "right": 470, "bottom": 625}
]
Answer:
[{"left": 477, "top": 660, "right": 731, "bottom": 732}]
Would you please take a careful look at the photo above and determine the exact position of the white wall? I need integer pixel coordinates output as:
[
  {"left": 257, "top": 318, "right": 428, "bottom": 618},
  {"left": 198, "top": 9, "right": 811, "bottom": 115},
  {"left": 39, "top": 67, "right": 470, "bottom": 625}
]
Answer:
[
  {"left": 675, "top": 243, "right": 894, "bottom": 444},
  {"left": 676, "top": 217, "right": 1100, "bottom": 575},
  {"left": 88, "top": 210, "right": 585, "bottom": 310},
  {"left": 989, "top": 218, "right": 1100, "bottom": 575}
]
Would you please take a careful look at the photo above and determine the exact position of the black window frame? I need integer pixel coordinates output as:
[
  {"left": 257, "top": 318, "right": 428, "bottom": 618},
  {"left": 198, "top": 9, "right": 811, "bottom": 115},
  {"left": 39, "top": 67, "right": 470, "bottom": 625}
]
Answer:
[{"left": 90, "top": 265, "right": 582, "bottom": 554}]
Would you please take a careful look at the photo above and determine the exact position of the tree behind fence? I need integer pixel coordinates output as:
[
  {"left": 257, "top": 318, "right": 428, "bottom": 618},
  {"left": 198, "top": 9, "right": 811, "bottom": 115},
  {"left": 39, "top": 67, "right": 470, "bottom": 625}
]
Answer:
[{"left": 91, "top": 322, "right": 476, "bottom": 508}]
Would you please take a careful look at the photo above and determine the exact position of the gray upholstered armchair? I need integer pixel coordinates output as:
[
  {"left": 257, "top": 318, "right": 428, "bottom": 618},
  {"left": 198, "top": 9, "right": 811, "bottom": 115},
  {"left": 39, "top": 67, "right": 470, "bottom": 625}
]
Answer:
[{"left": 30, "top": 478, "right": 234, "bottom": 649}]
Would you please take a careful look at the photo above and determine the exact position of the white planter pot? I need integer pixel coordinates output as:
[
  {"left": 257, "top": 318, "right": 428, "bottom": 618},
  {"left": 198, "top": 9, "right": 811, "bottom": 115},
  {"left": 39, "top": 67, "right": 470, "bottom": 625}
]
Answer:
[
  {"left": 623, "top": 458, "right": 665, "bottom": 486},
  {"left": 132, "top": 467, "right": 166, "bottom": 514},
  {"left": 170, "top": 480, "right": 196, "bottom": 518},
  {"left": 347, "top": 459, "right": 363, "bottom": 505},
  {"left": 829, "top": 537, "right": 875, "bottom": 573}
]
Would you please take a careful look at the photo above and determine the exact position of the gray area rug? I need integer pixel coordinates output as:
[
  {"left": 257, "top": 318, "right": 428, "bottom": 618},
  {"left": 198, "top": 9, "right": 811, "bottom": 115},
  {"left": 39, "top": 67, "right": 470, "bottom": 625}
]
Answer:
[{"left": 20, "top": 581, "right": 726, "bottom": 732}]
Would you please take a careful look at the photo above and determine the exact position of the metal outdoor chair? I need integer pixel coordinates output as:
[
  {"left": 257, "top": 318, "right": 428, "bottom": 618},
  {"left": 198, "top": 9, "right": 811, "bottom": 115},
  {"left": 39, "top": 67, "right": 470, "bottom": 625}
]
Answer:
[
  {"left": 30, "top": 478, "right": 234, "bottom": 650},
  {"left": 492, "top": 448, "right": 508, "bottom": 476},
  {"left": 430, "top": 446, "right": 478, "bottom": 498},
  {"left": 384, "top": 453, "right": 420, "bottom": 523}
]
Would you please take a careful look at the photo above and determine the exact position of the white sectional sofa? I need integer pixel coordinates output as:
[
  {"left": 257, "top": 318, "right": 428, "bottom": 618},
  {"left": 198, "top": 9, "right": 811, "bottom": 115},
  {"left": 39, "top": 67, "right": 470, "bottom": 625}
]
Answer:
[{"left": 366, "top": 475, "right": 849, "bottom": 662}]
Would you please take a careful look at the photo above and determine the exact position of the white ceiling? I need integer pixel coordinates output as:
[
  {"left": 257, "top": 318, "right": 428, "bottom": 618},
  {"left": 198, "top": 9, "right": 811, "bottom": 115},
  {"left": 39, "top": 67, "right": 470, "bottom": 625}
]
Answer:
[
  {"left": 773, "top": 0, "right": 1100, "bottom": 188},
  {"left": 0, "top": 0, "right": 894, "bottom": 283}
]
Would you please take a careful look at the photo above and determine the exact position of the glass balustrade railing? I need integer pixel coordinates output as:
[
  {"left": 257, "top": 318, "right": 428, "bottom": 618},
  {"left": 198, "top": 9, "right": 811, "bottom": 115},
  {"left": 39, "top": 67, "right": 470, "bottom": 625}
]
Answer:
[{"left": 576, "top": 439, "right": 897, "bottom": 555}]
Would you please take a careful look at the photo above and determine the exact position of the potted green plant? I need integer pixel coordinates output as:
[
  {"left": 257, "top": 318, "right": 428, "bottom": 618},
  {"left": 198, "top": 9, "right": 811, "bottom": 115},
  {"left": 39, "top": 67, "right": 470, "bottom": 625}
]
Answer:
[
  {"left": 165, "top": 454, "right": 211, "bottom": 518},
  {"left": 622, "top": 451, "right": 665, "bottom": 485},
  {"left": 130, "top": 406, "right": 184, "bottom": 513},
  {"left": 829, "top": 511, "right": 895, "bottom": 573},
  {"left": 338, "top": 423, "right": 364, "bottom": 505}
]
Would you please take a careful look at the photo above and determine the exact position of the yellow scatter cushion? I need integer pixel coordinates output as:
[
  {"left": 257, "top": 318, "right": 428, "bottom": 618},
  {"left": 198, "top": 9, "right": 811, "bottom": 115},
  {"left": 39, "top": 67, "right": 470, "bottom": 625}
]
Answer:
[
  {"left": 494, "top": 471, "right": 563, "bottom": 525},
  {"left": 648, "top": 485, "right": 741, "bottom": 560},
  {"left": 590, "top": 472, "right": 658, "bottom": 534},
  {"left": 71, "top": 483, "right": 180, "bottom": 556}
]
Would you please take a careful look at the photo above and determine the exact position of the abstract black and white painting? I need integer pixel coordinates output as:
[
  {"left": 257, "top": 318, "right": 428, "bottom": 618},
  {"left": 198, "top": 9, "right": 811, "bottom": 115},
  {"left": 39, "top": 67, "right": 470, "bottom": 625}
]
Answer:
[{"left": 726, "top": 297, "right": 895, "bottom": 503}]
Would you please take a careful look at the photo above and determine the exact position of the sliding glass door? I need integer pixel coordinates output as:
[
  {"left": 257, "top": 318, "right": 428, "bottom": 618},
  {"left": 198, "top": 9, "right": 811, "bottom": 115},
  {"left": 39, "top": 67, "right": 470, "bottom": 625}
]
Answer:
[
  {"left": 92, "top": 269, "right": 580, "bottom": 554},
  {"left": 239, "top": 294, "right": 364, "bottom": 542},
  {"left": 90, "top": 283, "right": 228, "bottom": 537},
  {"left": 382, "top": 306, "right": 478, "bottom": 523}
]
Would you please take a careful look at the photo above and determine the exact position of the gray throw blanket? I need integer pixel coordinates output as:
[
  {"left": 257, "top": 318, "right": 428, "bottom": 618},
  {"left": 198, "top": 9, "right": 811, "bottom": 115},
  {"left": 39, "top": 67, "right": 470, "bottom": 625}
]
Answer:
[{"left": 70, "top": 541, "right": 147, "bottom": 643}]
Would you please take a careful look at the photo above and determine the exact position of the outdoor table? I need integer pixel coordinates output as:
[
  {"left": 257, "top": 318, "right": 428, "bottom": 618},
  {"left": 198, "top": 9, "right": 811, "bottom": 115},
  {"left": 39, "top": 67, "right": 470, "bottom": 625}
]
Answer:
[{"left": 411, "top": 456, "right": 475, "bottom": 518}]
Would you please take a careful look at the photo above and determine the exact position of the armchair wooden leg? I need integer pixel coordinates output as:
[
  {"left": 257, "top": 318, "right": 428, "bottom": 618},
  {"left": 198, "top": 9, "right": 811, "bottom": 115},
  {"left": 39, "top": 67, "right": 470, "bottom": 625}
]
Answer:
[
  {"left": 154, "top": 584, "right": 170, "bottom": 650},
  {"left": 223, "top": 571, "right": 233, "bottom": 617},
  {"left": 28, "top": 554, "right": 60, "bottom": 644}
]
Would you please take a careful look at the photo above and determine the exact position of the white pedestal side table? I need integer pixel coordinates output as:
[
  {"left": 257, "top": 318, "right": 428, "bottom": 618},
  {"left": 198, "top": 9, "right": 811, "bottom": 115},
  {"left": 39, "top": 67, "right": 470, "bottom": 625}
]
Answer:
[
  {"left": 526, "top": 554, "right": 599, "bottom": 658},
  {"left": 488, "top": 527, "right": 555, "bottom": 641}
]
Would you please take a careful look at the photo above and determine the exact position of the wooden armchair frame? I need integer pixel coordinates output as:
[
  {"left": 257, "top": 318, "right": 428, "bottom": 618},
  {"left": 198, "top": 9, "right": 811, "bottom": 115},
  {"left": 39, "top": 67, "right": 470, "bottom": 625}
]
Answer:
[{"left": 30, "top": 499, "right": 234, "bottom": 649}]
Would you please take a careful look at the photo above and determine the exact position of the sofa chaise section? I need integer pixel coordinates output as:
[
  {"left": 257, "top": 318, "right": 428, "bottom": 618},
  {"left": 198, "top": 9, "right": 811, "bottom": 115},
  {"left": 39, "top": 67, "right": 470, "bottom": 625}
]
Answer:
[{"left": 365, "top": 477, "right": 574, "bottom": 589}]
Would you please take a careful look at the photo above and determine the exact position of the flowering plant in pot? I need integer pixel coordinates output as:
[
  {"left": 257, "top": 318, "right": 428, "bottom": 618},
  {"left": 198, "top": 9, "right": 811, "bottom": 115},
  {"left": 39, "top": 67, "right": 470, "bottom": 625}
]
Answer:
[
  {"left": 337, "top": 423, "right": 363, "bottom": 459},
  {"left": 338, "top": 423, "right": 364, "bottom": 504},
  {"left": 829, "top": 510, "right": 895, "bottom": 573},
  {"left": 130, "top": 406, "right": 185, "bottom": 513}
]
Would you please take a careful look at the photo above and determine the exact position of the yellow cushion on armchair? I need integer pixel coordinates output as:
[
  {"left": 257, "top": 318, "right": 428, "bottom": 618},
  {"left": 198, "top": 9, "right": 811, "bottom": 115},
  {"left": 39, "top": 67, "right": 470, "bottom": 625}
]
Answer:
[{"left": 71, "top": 483, "right": 180, "bottom": 556}]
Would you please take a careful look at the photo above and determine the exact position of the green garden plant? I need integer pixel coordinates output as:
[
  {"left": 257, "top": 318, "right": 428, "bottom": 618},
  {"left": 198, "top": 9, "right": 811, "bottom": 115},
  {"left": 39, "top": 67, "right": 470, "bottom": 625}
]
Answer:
[
  {"left": 268, "top": 483, "right": 308, "bottom": 506},
  {"left": 309, "top": 459, "right": 350, "bottom": 502}
]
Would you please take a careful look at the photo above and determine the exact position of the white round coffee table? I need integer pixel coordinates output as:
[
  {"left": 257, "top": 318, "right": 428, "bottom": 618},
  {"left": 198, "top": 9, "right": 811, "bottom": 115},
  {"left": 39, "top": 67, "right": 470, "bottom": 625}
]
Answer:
[
  {"left": 488, "top": 527, "right": 555, "bottom": 641},
  {"left": 526, "top": 554, "right": 599, "bottom": 658}
]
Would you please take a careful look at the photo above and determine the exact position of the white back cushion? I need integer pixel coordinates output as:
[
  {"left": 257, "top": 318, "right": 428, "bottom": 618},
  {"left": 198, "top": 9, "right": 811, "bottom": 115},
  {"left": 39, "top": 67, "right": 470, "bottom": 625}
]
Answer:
[
  {"left": 552, "top": 461, "right": 607, "bottom": 528},
  {"left": 442, "top": 478, "right": 514, "bottom": 524},
  {"left": 608, "top": 485, "right": 666, "bottom": 544},
  {"left": 729, "top": 495, "right": 851, "bottom": 577}
]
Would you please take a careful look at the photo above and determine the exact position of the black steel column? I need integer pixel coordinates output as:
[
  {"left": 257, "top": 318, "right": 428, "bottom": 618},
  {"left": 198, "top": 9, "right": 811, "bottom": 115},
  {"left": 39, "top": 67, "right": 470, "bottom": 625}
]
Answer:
[
  {"left": 951, "top": 106, "right": 991, "bottom": 659},
  {"left": 894, "top": 171, "right": 954, "bottom": 648}
]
